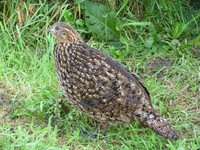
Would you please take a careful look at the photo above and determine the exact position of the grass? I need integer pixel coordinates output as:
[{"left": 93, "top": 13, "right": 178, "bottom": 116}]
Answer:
[{"left": 0, "top": 0, "right": 200, "bottom": 149}]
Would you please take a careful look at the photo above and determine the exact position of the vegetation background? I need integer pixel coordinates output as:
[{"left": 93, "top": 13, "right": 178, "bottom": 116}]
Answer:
[{"left": 0, "top": 0, "right": 199, "bottom": 149}]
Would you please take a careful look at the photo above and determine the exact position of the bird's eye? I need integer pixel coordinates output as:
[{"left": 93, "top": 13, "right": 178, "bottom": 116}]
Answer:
[{"left": 55, "top": 26, "right": 59, "bottom": 30}]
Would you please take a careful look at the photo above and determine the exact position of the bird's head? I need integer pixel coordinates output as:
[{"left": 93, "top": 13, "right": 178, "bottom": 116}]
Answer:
[{"left": 47, "top": 22, "right": 84, "bottom": 43}]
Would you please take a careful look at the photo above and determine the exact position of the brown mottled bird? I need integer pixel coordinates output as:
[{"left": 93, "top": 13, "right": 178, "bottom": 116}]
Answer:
[{"left": 47, "top": 22, "right": 179, "bottom": 140}]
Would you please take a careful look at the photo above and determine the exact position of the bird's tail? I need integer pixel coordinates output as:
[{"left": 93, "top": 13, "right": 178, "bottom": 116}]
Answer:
[{"left": 134, "top": 104, "right": 179, "bottom": 140}]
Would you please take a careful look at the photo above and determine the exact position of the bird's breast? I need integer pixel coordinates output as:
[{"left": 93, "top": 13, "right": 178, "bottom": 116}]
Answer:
[{"left": 54, "top": 43, "right": 115, "bottom": 101}]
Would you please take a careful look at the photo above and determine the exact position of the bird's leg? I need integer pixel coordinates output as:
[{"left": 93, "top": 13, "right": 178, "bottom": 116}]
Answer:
[
  {"left": 94, "top": 121, "right": 109, "bottom": 136},
  {"left": 81, "top": 120, "right": 100, "bottom": 137},
  {"left": 94, "top": 121, "right": 100, "bottom": 135},
  {"left": 102, "top": 123, "right": 109, "bottom": 136}
]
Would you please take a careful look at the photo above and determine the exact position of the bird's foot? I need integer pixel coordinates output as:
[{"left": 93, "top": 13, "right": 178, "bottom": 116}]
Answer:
[{"left": 80, "top": 122, "right": 109, "bottom": 138}]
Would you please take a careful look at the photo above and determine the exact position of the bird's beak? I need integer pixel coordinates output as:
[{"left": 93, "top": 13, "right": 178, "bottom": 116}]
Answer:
[{"left": 46, "top": 26, "right": 55, "bottom": 34}]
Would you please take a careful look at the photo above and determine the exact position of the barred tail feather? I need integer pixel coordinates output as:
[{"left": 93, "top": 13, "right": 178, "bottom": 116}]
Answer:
[{"left": 134, "top": 105, "right": 179, "bottom": 140}]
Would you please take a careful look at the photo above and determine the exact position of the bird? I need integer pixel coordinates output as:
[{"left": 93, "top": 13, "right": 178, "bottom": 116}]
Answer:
[{"left": 47, "top": 22, "right": 179, "bottom": 140}]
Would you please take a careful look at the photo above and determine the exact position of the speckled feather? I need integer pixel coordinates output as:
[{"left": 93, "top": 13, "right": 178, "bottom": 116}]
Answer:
[{"left": 48, "top": 22, "right": 179, "bottom": 140}]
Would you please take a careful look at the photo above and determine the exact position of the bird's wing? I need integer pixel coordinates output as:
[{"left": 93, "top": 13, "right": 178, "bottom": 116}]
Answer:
[
  {"left": 131, "top": 73, "right": 150, "bottom": 99},
  {"left": 80, "top": 45, "right": 152, "bottom": 108}
]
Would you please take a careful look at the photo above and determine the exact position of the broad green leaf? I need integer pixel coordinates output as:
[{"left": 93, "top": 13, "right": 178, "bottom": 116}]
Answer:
[
  {"left": 63, "top": 10, "right": 74, "bottom": 26},
  {"left": 83, "top": 1, "right": 120, "bottom": 42},
  {"left": 172, "top": 22, "right": 187, "bottom": 39},
  {"left": 121, "top": 22, "right": 151, "bottom": 27},
  {"left": 145, "top": 37, "right": 154, "bottom": 48}
]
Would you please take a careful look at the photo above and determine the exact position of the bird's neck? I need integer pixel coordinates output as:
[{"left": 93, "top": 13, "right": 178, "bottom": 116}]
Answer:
[{"left": 58, "top": 40, "right": 84, "bottom": 46}]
